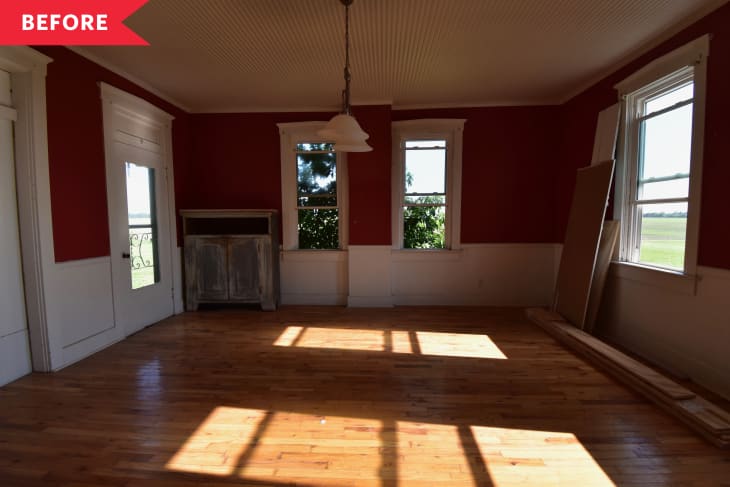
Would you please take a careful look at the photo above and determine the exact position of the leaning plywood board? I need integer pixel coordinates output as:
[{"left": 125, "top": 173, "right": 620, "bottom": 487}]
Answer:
[
  {"left": 591, "top": 103, "right": 620, "bottom": 164},
  {"left": 584, "top": 220, "right": 620, "bottom": 334},
  {"left": 526, "top": 307, "right": 730, "bottom": 448},
  {"left": 554, "top": 160, "right": 614, "bottom": 328}
]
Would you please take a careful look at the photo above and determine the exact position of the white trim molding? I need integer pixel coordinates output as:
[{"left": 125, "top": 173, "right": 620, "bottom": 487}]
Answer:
[
  {"left": 614, "top": 34, "right": 709, "bottom": 280},
  {"left": 0, "top": 46, "right": 54, "bottom": 372},
  {"left": 614, "top": 35, "right": 710, "bottom": 95},
  {"left": 277, "top": 121, "right": 349, "bottom": 251}
]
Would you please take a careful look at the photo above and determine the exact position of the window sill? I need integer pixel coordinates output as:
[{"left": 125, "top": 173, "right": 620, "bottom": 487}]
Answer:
[
  {"left": 608, "top": 261, "right": 697, "bottom": 296},
  {"left": 391, "top": 248, "right": 463, "bottom": 262}
]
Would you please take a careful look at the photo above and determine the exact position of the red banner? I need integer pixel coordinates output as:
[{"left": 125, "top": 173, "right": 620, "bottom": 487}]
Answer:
[{"left": 0, "top": 0, "right": 149, "bottom": 45}]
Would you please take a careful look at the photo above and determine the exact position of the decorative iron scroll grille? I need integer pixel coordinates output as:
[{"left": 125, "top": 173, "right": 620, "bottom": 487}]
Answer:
[{"left": 128, "top": 226, "right": 154, "bottom": 270}]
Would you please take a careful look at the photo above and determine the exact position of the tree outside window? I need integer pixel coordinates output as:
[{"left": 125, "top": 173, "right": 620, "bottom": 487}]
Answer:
[{"left": 296, "top": 143, "right": 339, "bottom": 249}]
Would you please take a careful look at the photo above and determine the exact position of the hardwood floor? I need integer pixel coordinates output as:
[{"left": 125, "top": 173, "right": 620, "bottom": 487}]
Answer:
[{"left": 0, "top": 306, "right": 728, "bottom": 486}]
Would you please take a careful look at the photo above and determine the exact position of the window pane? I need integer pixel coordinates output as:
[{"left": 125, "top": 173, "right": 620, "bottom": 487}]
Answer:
[
  {"left": 125, "top": 162, "right": 159, "bottom": 290},
  {"left": 405, "top": 148, "right": 446, "bottom": 194},
  {"left": 296, "top": 142, "right": 334, "bottom": 152},
  {"left": 645, "top": 83, "right": 693, "bottom": 115},
  {"left": 298, "top": 195, "right": 338, "bottom": 207},
  {"left": 298, "top": 208, "right": 339, "bottom": 249},
  {"left": 405, "top": 140, "right": 446, "bottom": 149},
  {"left": 637, "top": 202, "right": 687, "bottom": 270},
  {"left": 639, "top": 177, "right": 689, "bottom": 200},
  {"left": 405, "top": 195, "right": 446, "bottom": 205},
  {"left": 640, "top": 103, "right": 693, "bottom": 181},
  {"left": 297, "top": 153, "right": 336, "bottom": 198},
  {"left": 403, "top": 205, "right": 445, "bottom": 249}
]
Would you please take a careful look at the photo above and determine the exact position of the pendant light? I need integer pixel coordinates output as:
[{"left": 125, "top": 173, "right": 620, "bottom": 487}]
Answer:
[{"left": 318, "top": 0, "right": 373, "bottom": 152}]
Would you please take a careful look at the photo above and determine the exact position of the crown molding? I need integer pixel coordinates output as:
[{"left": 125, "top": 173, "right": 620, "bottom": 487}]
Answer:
[{"left": 67, "top": 46, "right": 191, "bottom": 113}]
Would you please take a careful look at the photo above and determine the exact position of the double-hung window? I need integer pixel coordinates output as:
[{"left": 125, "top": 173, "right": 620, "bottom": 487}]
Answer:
[
  {"left": 392, "top": 119, "right": 465, "bottom": 250},
  {"left": 296, "top": 142, "right": 339, "bottom": 249},
  {"left": 616, "top": 36, "right": 708, "bottom": 274},
  {"left": 278, "top": 122, "right": 348, "bottom": 250}
]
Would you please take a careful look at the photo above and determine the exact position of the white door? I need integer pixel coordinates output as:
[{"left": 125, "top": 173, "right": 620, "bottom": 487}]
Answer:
[
  {"left": 0, "top": 69, "right": 32, "bottom": 385},
  {"left": 107, "top": 140, "right": 174, "bottom": 336}
]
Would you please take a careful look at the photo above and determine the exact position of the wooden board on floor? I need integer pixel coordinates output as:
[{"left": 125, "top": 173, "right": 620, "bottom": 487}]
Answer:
[
  {"left": 584, "top": 220, "right": 620, "bottom": 333},
  {"left": 527, "top": 307, "right": 730, "bottom": 448},
  {"left": 554, "top": 160, "right": 614, "bottom": 328}
]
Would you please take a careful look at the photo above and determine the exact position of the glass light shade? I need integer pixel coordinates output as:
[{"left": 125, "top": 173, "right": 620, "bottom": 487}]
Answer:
[{"left": 318, "top": 114, "right": 373, "bottom": 152}]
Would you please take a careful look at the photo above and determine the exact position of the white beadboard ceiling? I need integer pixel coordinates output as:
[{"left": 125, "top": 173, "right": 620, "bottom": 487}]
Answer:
[{"left": 74, "top": 0, "right": 728, "bottom": 113}]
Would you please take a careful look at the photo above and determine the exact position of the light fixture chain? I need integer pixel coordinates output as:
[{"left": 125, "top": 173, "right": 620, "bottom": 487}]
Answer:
[{"left": 343, "top": 0, "right": 351, "bottom": 115}]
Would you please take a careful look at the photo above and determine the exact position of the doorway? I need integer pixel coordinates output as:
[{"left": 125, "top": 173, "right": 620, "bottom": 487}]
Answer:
[{"left": 102, "top": 83, "right": 176, "bottom": 337}]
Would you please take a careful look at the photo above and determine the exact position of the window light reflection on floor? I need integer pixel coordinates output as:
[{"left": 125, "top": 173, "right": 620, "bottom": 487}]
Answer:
[
  {"left": 165, "top": 407, "right": 615, "bottom": 486},
  {"left": 165, "top": 406, "right": 268, "bottom": 476},
  {"left": 470, "top": 426, "right": 615, "bottom": 486},
  {"left": 273, "top": 325, "right": 508, "bottom": 359}
]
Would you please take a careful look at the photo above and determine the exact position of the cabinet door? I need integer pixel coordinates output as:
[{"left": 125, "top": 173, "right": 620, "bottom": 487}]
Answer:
[
  {"left": 195, "top": 238, "right": 228, "bottom": 300},
  {"left": 228, "top": 238, "right": 260, "bottom": 301}
]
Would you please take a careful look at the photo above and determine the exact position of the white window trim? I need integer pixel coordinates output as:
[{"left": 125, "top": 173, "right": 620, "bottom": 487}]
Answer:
[
  {"left": 614, "top": 35, "right": 709, "bottom": 283},
  {"left": 391, "top": 119, "right": 465, "bottom": 251},
  {"left": 277, "top": 121, "right": 348, "bottom": 251}
]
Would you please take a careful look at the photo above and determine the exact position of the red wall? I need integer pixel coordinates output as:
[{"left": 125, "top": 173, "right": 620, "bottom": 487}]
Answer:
[
  {"left": 188, "top": 105, "right": 559, "bottom": 246},
  {"left": 37, "top": 47, "right": 190, "bottom": 262},
  {"left": 186, "top": 111, "right": 334, "bottom": 210},
  {"left": 555, "top": 3, "right": 730, "bottom": 269},
  {"left": 394, "top": 107, "right": 560, "bottom": 243},
  {"left": 348, "top": 106, "right": 392, "bottom": 245},
  {"left": 186, "top": 107, "right": 393, "bottom": 246}
]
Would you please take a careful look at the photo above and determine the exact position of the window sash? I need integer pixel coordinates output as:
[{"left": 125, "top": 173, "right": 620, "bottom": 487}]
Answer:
[
  {"left": 637, "top": 98, "right": 693, "bottom": 122},
  {"left": 402, "top": 142, "right": 448, "bottom": 248},
  {"left": 623, "top": 73, "right": 696, "bottom": 271}
]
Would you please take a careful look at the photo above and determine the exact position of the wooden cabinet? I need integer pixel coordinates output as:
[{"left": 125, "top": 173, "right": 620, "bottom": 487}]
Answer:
[{"left": 181, "top": 210, "right": 280, "bottom": 311}]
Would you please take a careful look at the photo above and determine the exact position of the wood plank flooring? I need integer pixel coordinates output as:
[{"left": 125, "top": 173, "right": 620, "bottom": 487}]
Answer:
[{"left": 0, "top": 306, "right": 728, "bottom": 486}]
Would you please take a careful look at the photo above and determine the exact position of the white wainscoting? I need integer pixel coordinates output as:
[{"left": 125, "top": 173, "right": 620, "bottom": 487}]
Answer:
[
  {"left": 43, "top": 256, "right": 121, "bottom": 369},
  {"left": 279, "top": 244, "right": 560, "bottom": 308},
  {"left": 598, "top": 264, "right": 730, "bottom": 401},
  {"left": 0, "top": 329, "right": 32, "bottom": 386},
  {"left": 348, "top": 246, "right": 394, "bottom": 307},
  {"left": 392, "top": 244, "right": 558, "bottom": 306},
  {"left": 280, "top": 250, "right": 348, "bottom": 305},
  {"left": 44, "top": 250, "right": 186, "bottom": 370},
  {"left": 173, "top": 246, "right": 184, "bottom": 314}
]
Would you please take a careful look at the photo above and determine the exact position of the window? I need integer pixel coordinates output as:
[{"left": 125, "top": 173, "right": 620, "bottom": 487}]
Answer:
[
  {"left": 296, "top": 142, "right": 339, "bottom": 249},
  {"left": 616, "top": 36, "right": 708, "bottom": 274},
  {"left": 278, "top": 122, "right": 348, "bottom": 250},
  {"left": 392, "top": 119, "right": 465, "bottom": 250}
]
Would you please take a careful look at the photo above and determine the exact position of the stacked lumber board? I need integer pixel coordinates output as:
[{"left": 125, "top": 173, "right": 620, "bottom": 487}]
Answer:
[{"left": 526, "top": 307, "right": 730, "bottom": 448}]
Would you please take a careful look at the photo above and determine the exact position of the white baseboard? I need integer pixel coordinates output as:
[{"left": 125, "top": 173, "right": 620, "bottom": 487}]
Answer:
[
  {"left": 347, "top": 295, "right": 394, "bottom": 308},
  {"left": 58, "top": 326, "right": 124, "bottom": 371},
  {"left": 281, "top": 293, "right": 347, "bottom": 306}
]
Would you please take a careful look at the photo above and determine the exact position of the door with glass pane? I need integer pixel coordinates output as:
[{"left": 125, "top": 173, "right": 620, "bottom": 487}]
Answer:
[{"left": 108, "top": 141, "right": 173, "bottom": 336}]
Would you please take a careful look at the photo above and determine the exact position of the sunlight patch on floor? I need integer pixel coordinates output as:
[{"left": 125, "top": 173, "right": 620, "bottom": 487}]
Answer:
[
  {"left": 165, "top": 406, "right": 268, "bottom": 475},
  {"left": 273, "top": 325, "right": 508, "bottom": 359},
  {"left": 165, "top": 408, "right": 386, "bottom": 481},
  {"left": 416, "top": 331, "right": 507, "bottom": 359},
  {"left": 165, "top": 407, "right": 615, "bottom": 486},
  {"left": 470, "top": 426, "right": 615, "bottom": 486}
]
